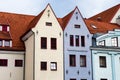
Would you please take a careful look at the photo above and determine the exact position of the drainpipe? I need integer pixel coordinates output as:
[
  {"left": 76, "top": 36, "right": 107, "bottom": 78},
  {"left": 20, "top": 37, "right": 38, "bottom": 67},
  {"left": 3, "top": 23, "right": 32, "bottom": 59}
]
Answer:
[{"left": 111, "top": 54, "right": 116, "bottom": 80}]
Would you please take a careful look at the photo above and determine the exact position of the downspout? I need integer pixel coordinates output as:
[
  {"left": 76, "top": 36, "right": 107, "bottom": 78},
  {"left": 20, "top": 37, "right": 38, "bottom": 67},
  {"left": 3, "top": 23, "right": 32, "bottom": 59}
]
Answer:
[
  {"left": 111, "top": 54, "right": 116, "bottom": 80},
  {"left": 33, "top": 33, "right": 35, "bottom": 80}
]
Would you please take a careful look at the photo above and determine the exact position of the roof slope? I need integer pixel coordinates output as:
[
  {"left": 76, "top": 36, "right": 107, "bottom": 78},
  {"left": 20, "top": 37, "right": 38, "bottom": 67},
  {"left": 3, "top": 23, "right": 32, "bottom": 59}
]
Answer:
[
  {"left": 85, "top": 19, "right": 120, "bottom": 34},
  {"left": 89, "top": 4, "right": 120, "bottom": 22},
  {"left": 0, "top": 12, "right": 35, "bottom": 51}
]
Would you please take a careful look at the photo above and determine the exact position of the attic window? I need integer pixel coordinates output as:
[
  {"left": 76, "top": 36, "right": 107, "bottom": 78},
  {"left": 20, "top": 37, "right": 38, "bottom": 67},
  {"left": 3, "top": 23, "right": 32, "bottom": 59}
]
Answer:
[
  {"left": 46, "top": 22, "right": 52, "bottom": 26},
  {"left": 91, "top": 24, "right": 97, "bottom": 29},
  {"left": 76, "top": 12, "right": 78, "bottom": 14},
  {"left": 0, "top": 25, "right": 9, "bottom": 32},
  {"left": 74, "top": 24, "right": 80, "bottom": 28}
]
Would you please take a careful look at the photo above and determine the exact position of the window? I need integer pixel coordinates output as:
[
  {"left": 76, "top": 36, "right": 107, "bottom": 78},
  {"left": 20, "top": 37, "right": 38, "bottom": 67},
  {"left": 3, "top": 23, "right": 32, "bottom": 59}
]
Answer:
[
  {"left": 51, "top": 38, "right": 57, "bottom": 49},
  {"left": 46, "top": 22, "right": 52, "bottom": 26},
  {"left": 41, "top": 37, "right": 47, "bottom": 49},
  {"left": 50, "top": 62, "right": 57, "bottom": 71},
  {"left": 70, "top": 78, "right": 76, "bottom": 80},
  {"left": 75, "top": 35, "right": 79, "bottom": 47},
  {"left": 80, "top": 55, "right": 86, "bottom": 67},
  {"left": 70, "top": 35, "right": 74, "bottom": 46},
  {"left": 2, "top": 25, "right": 7, "bottom": 31},
  {"left": 41, "top": 62, "right": 47, "bottom": 70},
  {"left": 0, "top": 40, "right": 2, "bottom": 46},
  {"left": 81, "top": 36, "right": 85, "bottom": 47},
  {"left": 15, "top": 60, "right": 23, "bottom": 67},
  {"left": 81, "top": 79, "right": 87, "bottom": 80},
  {"left": 74, "top": 24, "right": 80, "bottom": 28},
  {"left": 99, "top": 56, "right": 106, "bottom": 68},
  {"left": 111, "top": 37, "right": 118, "bottom": 47},
  {"left": 98, "top": 40, "right": 105, "bottom": 46},
  {"left": 0, "top": 59, "right": 8, "bottom": 66},
  {"left": 101, "top": 78, "right": 107, "bottom": 80},
  {"left": 4, "top": 40, "right": 10, "bottom": 47},
  {"left": 69, "top": 55, "right": 76, "bottom": 67}
]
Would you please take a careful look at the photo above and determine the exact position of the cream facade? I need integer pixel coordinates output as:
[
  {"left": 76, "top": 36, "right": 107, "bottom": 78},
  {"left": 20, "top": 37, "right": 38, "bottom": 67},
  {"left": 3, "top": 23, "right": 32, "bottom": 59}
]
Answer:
[
  {"left": 23, "top": 4, "right": 63, "bottom": 80},
  {"left": 0, "top": 51, "right": 24, "bottom": 80}
]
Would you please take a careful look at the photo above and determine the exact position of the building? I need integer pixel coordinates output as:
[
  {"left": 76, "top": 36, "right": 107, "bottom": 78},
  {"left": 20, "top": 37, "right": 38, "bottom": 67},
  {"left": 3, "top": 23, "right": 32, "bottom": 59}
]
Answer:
[
  {"left": 91, "top": 29, "right": 120, "bottom": 80},
  {"left": 86, "top": 4, "right": 120, "bottom": 80},
  {"left": 59, "top": 7, "right": 92, "bottom": 80},
  {"left": 22, "top": 4, "right": 64, "bottom": 80}
]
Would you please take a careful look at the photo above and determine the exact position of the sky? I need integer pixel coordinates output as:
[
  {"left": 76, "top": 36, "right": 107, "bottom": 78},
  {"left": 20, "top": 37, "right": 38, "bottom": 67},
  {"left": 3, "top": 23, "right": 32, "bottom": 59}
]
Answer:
[{"left": 0, "top": 0, "right": 120, "bottom": 18}]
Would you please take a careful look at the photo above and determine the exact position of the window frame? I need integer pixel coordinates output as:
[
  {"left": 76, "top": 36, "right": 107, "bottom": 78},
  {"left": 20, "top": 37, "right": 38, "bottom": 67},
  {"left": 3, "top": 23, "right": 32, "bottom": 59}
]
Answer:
[
  {"left": 41, "top": 62, "right": 47, "bottom": 70},
  {"left": 50, "top": 62, "right": 57, "bottom": 71},
  {"left": 4, "top": 40, "right": 10, "bottom": 47},
  {"left": 41, "top": 37, "right": 47, "bottom": 49},
  {"left": 75, "top": 35, "right": 79, "bottom": 47},
  {"left": 70, "top": 35, "right": 74, "bottom": 46},
  {"left": 99, "top": 56, "right": 107, "bottom": 68},
  {"left": 111, "top": 37, "right": 118, "bottom": 47},
  {"left": 15, "top": 60, "right": 23, "bottom": 67},
  {"left": 69, "top": 55, "right": 76, "bottom": 67},
  {"left": 0, "top": 59, "right": 8, "bottom": 66},
  {"left": 74, "top": 24, "right": 80, "bottom": 28},
  {"left": 81, "top": 36, "right": 85, "bottom": 47},
  {"left": 51, "top": 38, "right": 57, "bottom": 49},
  {"left": 46, "top": 22, "right": 52, "bottom": 26},
  {"left": 98, "top": 40, "right": 105, "bottom": 46},
  {"left": 80, "top": 55, "right": 86, "bottom": 67}
]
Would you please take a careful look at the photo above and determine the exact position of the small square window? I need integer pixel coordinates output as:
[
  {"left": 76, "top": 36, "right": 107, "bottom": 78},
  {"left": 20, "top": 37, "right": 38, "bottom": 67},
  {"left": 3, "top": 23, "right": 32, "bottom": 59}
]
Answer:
[
  {"left": 46, "top": 22, "right": 52, "bottom": 26},
  {"left": 74, "top": 24, "right": 80, "bottom": 28},
  {"left": 0, "top": 59, "right": 8, "bottom": 66},
  {"left": 15, "top": 60, "right": 23, "bottom": 67},
  {"left": 41, "top": 62, "right": 47, "bottom": 70},
  {"left": 50, "top": 62, "right": 57, "bottom": 71},
  {"left": 4, "top": 40, "right": 10, "bottom": 47}
]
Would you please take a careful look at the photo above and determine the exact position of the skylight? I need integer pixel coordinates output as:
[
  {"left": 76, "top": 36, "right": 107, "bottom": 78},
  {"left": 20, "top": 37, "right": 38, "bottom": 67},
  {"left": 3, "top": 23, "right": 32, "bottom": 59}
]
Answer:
[{"left": 91, "top": 24, "right": 97, "bottom": 29}]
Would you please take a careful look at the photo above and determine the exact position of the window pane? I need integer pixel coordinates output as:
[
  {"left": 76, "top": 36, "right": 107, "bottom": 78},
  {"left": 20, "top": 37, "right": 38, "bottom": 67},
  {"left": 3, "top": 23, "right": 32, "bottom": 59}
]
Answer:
[
  {"left": 69, "top": 55, "right": 76, "bottom": 67},
  {"left": 41, "top": 37, "right": 47, "bottom": 49},
  {"left": 15, "top": 60, "right": 23, "bottom": 67},
  {"left": 81, "top": 36, "right": 85, "bottom": 47},
  {"left": 41, "top": 62, "right": 47, "bottom": 70},
  {"left": 0, "top": 59, "right": 8, "bottom": 66},
  {"left": 70, "top": 35, "right": 74, "bottom": 46},
  {"left": 51, "top": 38, "right": 57, "bottom": 49},
  {"left": 75, "top": 35, "right": 79, "bottom": 46},
  {"left": 98, "top": 40, "right": 105, "bottom": 46},
  {"left": 2, "top": 25, "right": 7, "bottom": 31},
  {"left": 74, "top": 24, "right": 80, "bottom": 28},
  {"left": 99, "top": 56, "right": 106, "bottom": 68},
  {"left": 50, "top": 62, "right": 57, "bottom": 71},
  {"left": 4, "top": 40, "right": 10, "bottom": 47},
  {"left": 111, "top": 37, "right": 118, "bottom": 47},
  {"left": 0, "top": 40, "right": 2, "bottom": 46},
  {"left": 46, "top": 22, "right": 52, "bottom": 26},
  {"left": 80, "top": 55, "right": 86, "bottom": 67}
]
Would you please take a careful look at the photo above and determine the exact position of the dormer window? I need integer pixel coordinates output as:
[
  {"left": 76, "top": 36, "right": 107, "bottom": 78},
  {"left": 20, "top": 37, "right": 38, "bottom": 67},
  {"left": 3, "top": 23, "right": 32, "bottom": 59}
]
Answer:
[
  {"left": 0, "top": 25, "right": 9, "bottom": 32},
  {"left": 4, "top": 40, "right": 10, "bottom": 47}
]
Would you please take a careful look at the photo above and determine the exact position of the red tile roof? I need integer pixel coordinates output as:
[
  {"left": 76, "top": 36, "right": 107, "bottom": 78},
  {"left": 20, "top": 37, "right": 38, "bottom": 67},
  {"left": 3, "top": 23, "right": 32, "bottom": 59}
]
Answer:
[
  {"left": 89, "top": 4, "right": 120, "bottom": 22},
  {"left": 0, "top": 31, "right": 11, "bottom": 40},
  {"left": 85, "top": 19, "right": 120, "bottom": 34},
  {"left": 0, "top": 12, "right": 35, "bottom": 51}
]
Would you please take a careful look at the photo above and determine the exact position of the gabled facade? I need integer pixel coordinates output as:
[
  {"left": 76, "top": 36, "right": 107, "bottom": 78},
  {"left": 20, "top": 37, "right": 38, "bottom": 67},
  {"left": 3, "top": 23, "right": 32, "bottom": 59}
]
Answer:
[
  {"left": 91, "top": 29, "right": 120, "bottom": 80},
  {"left": 22, "top": 4, "right": 63, "bottom": 80},
  {"left": 61, "top": 7, "right": 92, "bottom": 80}
]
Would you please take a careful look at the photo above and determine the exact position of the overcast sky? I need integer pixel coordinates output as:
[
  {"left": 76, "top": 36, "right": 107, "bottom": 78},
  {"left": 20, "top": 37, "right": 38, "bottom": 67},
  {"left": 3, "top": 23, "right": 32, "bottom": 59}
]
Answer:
[{"left": 0, "top": 0, "right": 119, "bottom": 18}]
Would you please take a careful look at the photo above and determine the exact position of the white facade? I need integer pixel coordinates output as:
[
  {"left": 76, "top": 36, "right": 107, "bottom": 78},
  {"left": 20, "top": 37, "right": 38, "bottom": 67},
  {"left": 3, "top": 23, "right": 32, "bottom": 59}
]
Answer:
[
  {"left": 23, "top": 4, "right": 63, "bottom": 80},
  {"left": 0, "top": 51, "right": 24, "bottom": 80},
  {"left": 91, "top": 29, "right": 120, "bottom": 80},
  {"left": 64, "top": 8, "right": 92, "bottom": 80}
]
